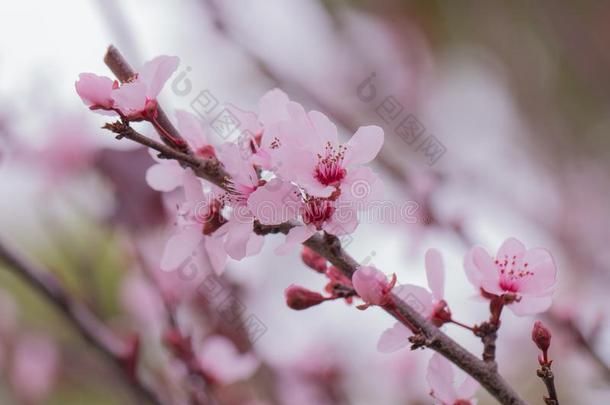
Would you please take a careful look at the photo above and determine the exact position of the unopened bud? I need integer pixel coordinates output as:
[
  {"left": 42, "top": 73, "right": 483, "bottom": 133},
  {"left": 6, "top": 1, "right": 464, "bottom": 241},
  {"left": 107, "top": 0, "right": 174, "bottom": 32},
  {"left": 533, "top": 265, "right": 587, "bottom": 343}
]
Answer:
[
  {"left": 285, "top": 285, "right": 326, "bottom": 310},
  {"left": 301, "top": 247, "right": 327, "bottom": 273},
  {"left": 532, "top": 321, "right": 552, "bottom": 365},
  {"left": 532, "top": 321, "right": 551, "bottom": 352}
]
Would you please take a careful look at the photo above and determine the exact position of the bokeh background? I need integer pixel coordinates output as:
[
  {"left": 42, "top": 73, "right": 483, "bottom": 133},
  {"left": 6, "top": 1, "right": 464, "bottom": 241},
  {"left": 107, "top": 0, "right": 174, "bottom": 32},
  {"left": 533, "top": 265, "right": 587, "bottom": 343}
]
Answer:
[{"left": 0, "top": 1, "right": 609, "bottom": 404}]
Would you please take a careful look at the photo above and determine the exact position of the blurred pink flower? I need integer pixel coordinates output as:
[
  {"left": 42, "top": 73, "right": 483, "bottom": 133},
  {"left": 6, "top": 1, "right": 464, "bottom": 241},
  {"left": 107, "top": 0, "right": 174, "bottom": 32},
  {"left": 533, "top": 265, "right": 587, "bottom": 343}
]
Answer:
[
  {"left": 11, "top": 335, "right": 59, "bottom": 403},
  {"left": 197, "top": 335, "right": 260, "bottom": 385},
  {"left": 426, "top": 353, "right": 478, "bottom": 405},
  {"left": 464, "top": 238, "right": 557, "bottom": 316},
  {"left": 352, "top": 266, "right": 396, "bottom": 307}
]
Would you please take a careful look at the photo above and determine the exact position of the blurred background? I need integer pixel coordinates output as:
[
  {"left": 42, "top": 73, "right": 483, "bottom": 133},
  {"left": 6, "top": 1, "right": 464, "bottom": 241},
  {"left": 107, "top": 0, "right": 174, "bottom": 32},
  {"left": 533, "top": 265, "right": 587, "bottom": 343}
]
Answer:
[{"left": 0, "top": 0, "right": 609, "bottom": 404}]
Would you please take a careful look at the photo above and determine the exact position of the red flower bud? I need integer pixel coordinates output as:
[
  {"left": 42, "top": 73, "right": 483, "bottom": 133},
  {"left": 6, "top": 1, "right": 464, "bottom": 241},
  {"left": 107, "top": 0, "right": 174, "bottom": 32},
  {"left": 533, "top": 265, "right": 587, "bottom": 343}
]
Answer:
[
  {"left": 285, "top": 284, "right": 327, "bottom": 310},
  {"left": 532, "top": 321, "right": 552, "bottom": 365},
  {"left": 301, "top": 247, "right": 327, "bottom": 273}
]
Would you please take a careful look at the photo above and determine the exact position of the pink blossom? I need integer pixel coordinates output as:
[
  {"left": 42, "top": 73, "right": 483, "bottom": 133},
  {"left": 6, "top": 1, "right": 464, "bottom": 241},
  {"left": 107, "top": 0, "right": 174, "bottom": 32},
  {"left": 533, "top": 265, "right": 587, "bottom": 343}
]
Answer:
[
  {"left": 11, "top": 335, "right": 59, "bottom": 403},
  {"left": 161, "top": 169, "right": 227, "bottom": 274},
  {"left": 272, "top": 105, "right": 385, "bottom": 200},
  {"left": 352, "top": 266, "right": 396, "bottom": 307},
  {"left": 76, "top": 55, "right": 179, "bottom": 118},
  {"left": 215, "top": 142, "right": 268, "bottom": 260},
  {"left": 378, "top": 249, "right": 450, "bottom": 353},
  {"left": 197, "top": 335, "right": 260, "bottom": 385},
  {"left": 464, "top": 238, "right": 557, "bottom": 316},
  {"left": 146, "top": 110, "right": 213, "bottom": 192},
  {"left": 227, "top": 88, "right": 294, "bottom": 170},
  {"left": 426, "top": 353, "right": 479, "bottom": 405}
]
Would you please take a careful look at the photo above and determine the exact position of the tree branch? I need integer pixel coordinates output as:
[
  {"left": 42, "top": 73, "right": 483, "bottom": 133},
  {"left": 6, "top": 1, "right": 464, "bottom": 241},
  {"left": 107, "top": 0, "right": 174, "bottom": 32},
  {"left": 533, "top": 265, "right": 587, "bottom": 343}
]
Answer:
[
  {"left": 0, "top": 239, "right": 166, "bottom": 405},
  {"left": 536, "top": 364, "right": 559, "bottom": 405},
  {"left": 100, "top": 46, "right": 527, "bottom": 405}
]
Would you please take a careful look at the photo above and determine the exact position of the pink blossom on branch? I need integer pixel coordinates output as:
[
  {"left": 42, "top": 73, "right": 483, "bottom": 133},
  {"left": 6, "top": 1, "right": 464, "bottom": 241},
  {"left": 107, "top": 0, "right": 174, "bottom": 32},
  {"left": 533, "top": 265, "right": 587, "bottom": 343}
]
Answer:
[
  {"left": 76, "top": 55, "right": 179, "bottom": 119},
  {"left": 377, "top": 249, "right": 452, "bottom": 353},
  {"left": 464, "top": 238, "right": 558, "bottom": 316},
  {"left": 161, "top": 169, "right": 227, "bottom": 274}
]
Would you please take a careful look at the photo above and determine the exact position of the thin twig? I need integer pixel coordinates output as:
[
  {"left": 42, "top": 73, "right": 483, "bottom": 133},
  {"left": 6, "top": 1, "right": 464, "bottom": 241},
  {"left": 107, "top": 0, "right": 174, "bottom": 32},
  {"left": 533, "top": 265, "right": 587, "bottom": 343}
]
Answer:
[
  {"left": 536, "top": 364, "right": 559, "bottom": 405},
  {"left": 0, "top": 239, "right": 165, "bottom": 405}
]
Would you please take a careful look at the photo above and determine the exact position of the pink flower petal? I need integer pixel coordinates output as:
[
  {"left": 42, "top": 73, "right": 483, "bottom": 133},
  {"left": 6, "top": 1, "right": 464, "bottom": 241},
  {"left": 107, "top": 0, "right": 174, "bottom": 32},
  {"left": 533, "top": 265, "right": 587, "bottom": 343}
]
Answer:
[
  {"left": 112, "top": 81, "right": 148, "bottom": 116},
  {"left": 464, "top": 246, "right": 500, "bottom": 294},
  {"left": 247, "top": 179, "right": 300, "bottom": 225},
  {"left": 75, "top": 73, "right": 115, "bottom": 109},
  {"left": 508, "top": 294, "right": 553, "bottom": 316},
  {"left": 343, "top": 125, "right": 384, "bottom": 167},
  {"left": 145, "top": 161, "right": 184, "bottom": 192},
  {"left": 176, "top": 109, "right": 208, "bottom": 150},
  {"left": 425, "top": 248, "right": 445, "bottom": 301},
  {"left": 393, "top": 284, "right": 434, "bottom": 318},
  {"left": 258, "top": 88, "right": 290, "bottom": 126},
  {"left": 308, "top": 110, "right": 338, "bottom": 146},
  {"left": 341, "top": 166, "right": 385, "bottom": 205},
  {"left": 517, "top": 248, "right": 557, "bottom": 295},
  {"left": 456, "top": 375, "right": 480, "bottom": 400},
  {"left": 426, "top": 353, "right": 458, "bottom": 404},
  {"left": 496, "top": 237, "right": 526, "bottom": 263},
  {"left": 138, "top": 55, "right": 180, "bottom": 99},
  {"left": 275, "top": 225, "right": 316, "bottom": 255},
  {"left": 204, "top": 236, "right": 228, "bottom": 275},
  {"left": 352, "top": 266, "right": 391, "bottom": 305},
  {"left": 183, "top": 169, "right": 205, "bottom": 203},
  {"left": 161, "top": 225, "right": 203, "bottom": 271},
  {"left": 377, "top": 322, "right": 411, "bottom": 353}
]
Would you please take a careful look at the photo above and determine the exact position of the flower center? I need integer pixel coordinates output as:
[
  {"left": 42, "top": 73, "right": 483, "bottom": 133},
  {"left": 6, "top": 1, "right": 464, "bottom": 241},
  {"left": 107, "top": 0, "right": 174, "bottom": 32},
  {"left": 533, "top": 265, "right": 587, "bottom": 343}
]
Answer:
[
  {"left": 495, "top": 255, "right": 533, "bottom": 292},
  {"left": 314, "top": 142, "right": 346, "bottom": 186},
  {"left": 302, "top": 197, "right": 334, "bottom": 229}
]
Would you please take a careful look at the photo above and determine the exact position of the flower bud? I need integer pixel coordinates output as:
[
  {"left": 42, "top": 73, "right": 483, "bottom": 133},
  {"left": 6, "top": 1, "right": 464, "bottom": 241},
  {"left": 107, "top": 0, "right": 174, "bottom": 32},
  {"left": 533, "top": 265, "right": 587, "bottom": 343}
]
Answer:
[
  {"left": 532, "top": 321, "right": 551, "bottom": 352},
  {"left": 285, "top": 285, "right": 326, "bottom": 310},
  {"left": 301, "top": 247, "right": 327, "bottom": 273},
  {"left": 532, "top": 321, "right": 552, "bottom": 365}
]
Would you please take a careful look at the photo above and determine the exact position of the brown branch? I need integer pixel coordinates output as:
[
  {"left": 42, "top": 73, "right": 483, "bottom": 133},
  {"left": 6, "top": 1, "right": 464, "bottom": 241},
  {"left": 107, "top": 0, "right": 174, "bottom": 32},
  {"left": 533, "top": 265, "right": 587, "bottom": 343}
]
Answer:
[
  {"left": 103, "top": 121, "right": 229, "bottom": 187},
  {"left": 0, "top": 239, "right": 165, "bottom": 405},
  {"left": 100, "top": 45, "right": 526, "bottom": 405},
  {"left": 104, "top": 45, "right": 189, "bottom": 153},
  {"left": 536, "top": 364, "right": 559, "bottom": 405}
]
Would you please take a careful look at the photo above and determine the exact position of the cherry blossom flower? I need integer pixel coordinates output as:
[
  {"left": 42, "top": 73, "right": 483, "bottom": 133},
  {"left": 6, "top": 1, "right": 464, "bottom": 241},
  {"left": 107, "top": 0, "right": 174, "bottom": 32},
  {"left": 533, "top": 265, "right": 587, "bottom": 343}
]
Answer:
[
  {"left": 226, "top": 88, "right": 294, "bottom": 170},
  {"left": 197, "top": 335, "right": 260, "bottom": 385},
  {"left": 464, "top": 238, "right": 557, "bottom": 316},
  {"left": 426, "top": 353, "right": 479, "bottom": 405},
  {"left": 215, "top": 142, "right": 268, "bottom": 260},
  {"left": 161, "top": 169, "right": 227, "bottom": 274},
  {"left": 352, "top": 266, "right": 396, "bottom": 308},
  {"left": 146, "top": 110, "right": 214, "bottom": 192},
  {"left": 272, "top": 105, "right": 385, "bottom": 201},
  {"left": 76, "top": 55, "right": 179, "bottom": 119},
  {"left": 377, "top": 249, "right": 451, "bottom": 353}
]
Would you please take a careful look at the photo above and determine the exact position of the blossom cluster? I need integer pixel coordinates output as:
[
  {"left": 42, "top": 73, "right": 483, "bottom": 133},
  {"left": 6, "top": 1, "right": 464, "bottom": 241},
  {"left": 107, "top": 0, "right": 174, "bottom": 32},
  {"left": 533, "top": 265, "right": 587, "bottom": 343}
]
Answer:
[{"left": 77, "top": 55, "right": 385, "bottom": 275}]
